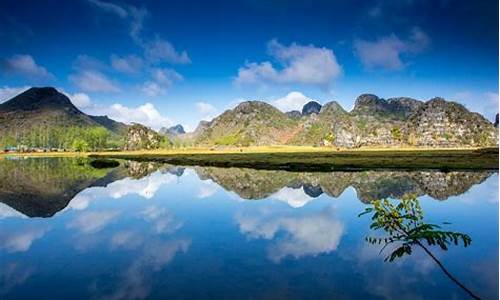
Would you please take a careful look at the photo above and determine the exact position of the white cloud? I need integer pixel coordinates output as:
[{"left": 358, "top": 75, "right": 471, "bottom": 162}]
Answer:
[
  {"left": 453, "top": 90, "right": 499, "bottom": 121},
  {"left": 197, "top": 180, "right": 219, "bottom": 198},
  {"left": 0, "top": 203, "right": 27, "bottom": 219},
  {"left": 0, "top": 54, "right": 54, "bottom": 80},
  {"left": 61, "top": 91, "right": 174, "bottom": 130},
  {"left": 271, "top": 187, "right": 315, "bottom": 208},
  {"left": 235, "top": 39, "right": 341, "bottom": 88},
  {"left": 195, "top": 102, "right": 218, "bottom": 121},
  {"left": 271, "top": 91, "right": 314, "bottom": 112},
  {"left": 0, "top": 226, "right": 48, "bottom": 253},
  {"left": 144, "top": 37, "right": 191, "bottom": 64},
  {"left": 236, "top": 205, "right": 344, "bottom": 262},
  {"left": 86, "top": 1, "right": 187, "bottom": 93},
  {"left": 0, "top": 86, "right": 30, "bottom": 103},
  {"left": 141, "top": 206, "right": 182, "bottom": 234},
  {"left": 105, "top": 171, "right": 176, "bottom": 199},
  {"left": 88, "top": 0, "right": 128, "bottom": 18},
  {"left": 88, "top": 0, "right": 148, "bottom": 43},
  {"left": 69, "top": 92, "right": 93, "bottom": 108},
  {"left": 105, "top": 103, "right": 172, "bottom": 130},
  {"left": 111, "top": 54, "right": 143, "bottom": 74},
  {"left": 69, "top": 70, "right": 121, "bottom": 93},
  {"left": 140, "top": 68, "right": 183, "bottom": 96},
  {"left": 354, "top": 27, "right": 430, "bottom": 70},
  {"left": 67, "top": 210, "right": 120, "bottom": 234},
  {"left": 141, "top": 82, "right": 164, "bottom": 97}
]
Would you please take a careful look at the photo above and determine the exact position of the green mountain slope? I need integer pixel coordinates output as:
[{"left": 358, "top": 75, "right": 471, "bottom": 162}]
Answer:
[{"left": 0, "top": 87, "right": 128, "bottom": 149}]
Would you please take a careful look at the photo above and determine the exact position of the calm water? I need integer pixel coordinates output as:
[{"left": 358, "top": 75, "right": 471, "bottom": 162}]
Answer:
[{"left": 0, "top": 158, "right": 498, "bottom": 300}]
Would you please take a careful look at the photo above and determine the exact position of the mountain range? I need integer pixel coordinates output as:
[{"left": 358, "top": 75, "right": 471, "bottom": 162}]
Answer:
[
  {"left": 0, "top": 87, "right": 498, "bottom": 149},
  {"left": 0, "top": 159, "right": 492, "bottom": 217},
  {"left": 191, "top": 94, "right": 498, "bottom": 148}
]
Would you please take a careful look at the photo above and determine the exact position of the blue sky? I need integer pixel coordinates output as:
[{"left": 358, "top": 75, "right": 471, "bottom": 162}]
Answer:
[{"left": 0, "top": 0, "right": 498, "bottom": 130}]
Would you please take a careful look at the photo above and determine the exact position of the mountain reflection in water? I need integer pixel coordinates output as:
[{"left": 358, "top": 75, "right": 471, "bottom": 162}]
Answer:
[
  {"left": 0, "top": 157, "right": 497, "bottom": 300},
  {"left": 0, "top": 157, "right": 494, "bottom": 217}
]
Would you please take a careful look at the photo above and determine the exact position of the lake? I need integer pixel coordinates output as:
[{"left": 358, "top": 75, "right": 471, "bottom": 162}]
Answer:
[{"left": 0, "top": 157, "right": 498, "bottom": 299}]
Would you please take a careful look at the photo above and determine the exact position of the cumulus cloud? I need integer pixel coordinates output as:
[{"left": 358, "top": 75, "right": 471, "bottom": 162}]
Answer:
[
  {"left": 69, "top": 69, "right": 121, "bottom": 93},
  {"left": 0, "top": 86, "right": 30, "bottom": 103},
  {"left": 235, "top": 39, "right": 341, "bottom": 89},
  {"left": 105, "top": 171, "right": 176, "bottom": 199},
  {"left": 111, "top": 54, "right": 143, "bottom": 74},
  {"left": 61, "top": 91, "right": 92, "bottom": 109},
  {"left": 106, "top": 103, "right": 172, "bottom": 129},
  {"left": 354, "top": 27, "right": 430, "bottom": 70},
  {"left": 271, "top": 187, "right": 315, "bottom": 208},
  {"left": 195, "top": 102, "right": 218, "bottom": 121},
  {"left": 62, "top": 91, "right": 174, "bottom": 130},
  {"left": 271, "top": 91, "right": 314, "bottom": 112},
  {"left": 0, "top": 54, "right": 54, "bottom": 80},
  {"left": 236, "top": 205, "right": 344, "bottom": 262}
]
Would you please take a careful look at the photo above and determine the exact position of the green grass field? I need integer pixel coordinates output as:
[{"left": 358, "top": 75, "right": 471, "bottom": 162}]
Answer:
[{"left": 83, "top": 147, "right": 499, "bottom": 171}]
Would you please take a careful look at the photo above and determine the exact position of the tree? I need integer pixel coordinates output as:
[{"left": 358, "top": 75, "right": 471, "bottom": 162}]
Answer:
[
  {"left": 359, "top": 195, "right": 479, "bottom": 299},
  {"left": 71, "top": 138, "right": 89, "bottom": 152}
]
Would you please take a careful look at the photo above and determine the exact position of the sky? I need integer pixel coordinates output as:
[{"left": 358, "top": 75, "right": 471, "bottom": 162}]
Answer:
[{"left": 0, "top": 0, "right": 498, "bottom": 130}]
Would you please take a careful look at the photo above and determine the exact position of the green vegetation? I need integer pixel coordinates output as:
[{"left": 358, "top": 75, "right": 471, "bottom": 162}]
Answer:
[
  {"left": 0, "top": 126, "right": 124, "bottom": 151},
  {"left": 359, "top": 195, "right": 479, "bottom": 299},
  {"left": 0, "top": 157, "right": 121, "bottom": 217},
  {"left": 390, "top": 126, "right": 402, "bottom": 140},
  {"left": 91, "top": 147, "right": 499, "bottom": 171}
]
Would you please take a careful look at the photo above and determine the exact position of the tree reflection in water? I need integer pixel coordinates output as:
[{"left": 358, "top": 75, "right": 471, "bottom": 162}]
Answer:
[{"left": 359, "top": 195, "right": 480, "bottom": 299}]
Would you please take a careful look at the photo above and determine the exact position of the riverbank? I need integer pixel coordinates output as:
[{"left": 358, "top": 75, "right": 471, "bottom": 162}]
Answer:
[{"left": 2, "top": 146, "right": 498, "bottom": 170}]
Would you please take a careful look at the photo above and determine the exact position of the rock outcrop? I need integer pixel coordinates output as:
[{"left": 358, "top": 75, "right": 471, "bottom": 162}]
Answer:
[
  {"left": 159, "top": 124, "right": 185, "bottom": 137},
  {"left": 403, "top": 98, "right": 498, "bottom": 147},
  {"left": 170, "top": 94, "right": 499, "bottom": 149},
  {"left": 124, "top": 124, "right": 164, "bottom": 150},
  {"left": 302, "top": 101, "right": 322, "bottom": 115}
]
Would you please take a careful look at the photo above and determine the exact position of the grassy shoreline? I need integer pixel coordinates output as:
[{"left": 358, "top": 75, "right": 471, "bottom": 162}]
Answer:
[{"left": 2, "top": 146, "right": 498, "bottom": 170}]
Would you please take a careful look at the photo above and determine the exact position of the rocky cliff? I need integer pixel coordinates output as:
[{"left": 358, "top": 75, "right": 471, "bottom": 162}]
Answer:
[
  {"left": 124, "top": 124, "right": 165, "bottom": 150},
  {"left": 190, "top": 94, "right": 498, "bottom": 148}
]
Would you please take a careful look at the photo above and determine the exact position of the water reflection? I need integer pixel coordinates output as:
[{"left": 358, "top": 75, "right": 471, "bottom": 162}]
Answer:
[
  {"left": 0, "top": 158, "right": 497, "bottom": 299},
  {"left": 0, "top": 158, "right": 494, "bottom": 217},
  {"left": 236, "top": 204, "right": 343, "bottom": 262}
]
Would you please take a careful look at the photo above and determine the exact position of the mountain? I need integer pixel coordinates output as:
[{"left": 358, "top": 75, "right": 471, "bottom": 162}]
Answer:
[
  {"left": 403, "top": 98, "right": 498, "bottom": 147},
  {"left": 0, "top": 87, "right": 128, "bottom": 148},
  {"left": 195, "top": 101, "right": 299, "bottom": 146},
  {"left": 301, "top": 101, "right": 322, "bottom": 115},
  {"left": 89, "top": 115, "right": 128, "bottom": 135},
  {"left": 194, "top": 166, "right": 493, "bottom": 202},
  {"left": 159, "top": 124, "right": 185, "bottom": 137},
  {"left": 124, "top": 123, "right": 165, "bottom": 150},
  {"left": 192, "top": 94, "right": 499, "bottom": 148}
]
